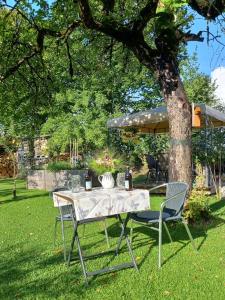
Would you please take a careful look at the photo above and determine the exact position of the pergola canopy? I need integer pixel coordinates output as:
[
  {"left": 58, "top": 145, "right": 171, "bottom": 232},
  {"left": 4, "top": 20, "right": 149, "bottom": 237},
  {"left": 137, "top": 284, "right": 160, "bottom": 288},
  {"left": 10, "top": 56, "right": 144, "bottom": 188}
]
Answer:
[{"left": 107, "top": 104, "right": 225, "bottom": 134}]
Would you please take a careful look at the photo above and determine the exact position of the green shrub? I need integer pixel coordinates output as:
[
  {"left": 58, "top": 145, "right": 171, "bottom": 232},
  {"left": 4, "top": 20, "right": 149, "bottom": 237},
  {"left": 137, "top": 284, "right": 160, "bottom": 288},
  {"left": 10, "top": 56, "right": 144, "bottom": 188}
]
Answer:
[
  {"left": 88, "top": 148, "right": 126, "bottom": 175},
  {"left": 46, "top": 161, "right": 72, "bottom": 172},
  {"left": 184, "top": 189, "right": 212, "bottom": 224}
]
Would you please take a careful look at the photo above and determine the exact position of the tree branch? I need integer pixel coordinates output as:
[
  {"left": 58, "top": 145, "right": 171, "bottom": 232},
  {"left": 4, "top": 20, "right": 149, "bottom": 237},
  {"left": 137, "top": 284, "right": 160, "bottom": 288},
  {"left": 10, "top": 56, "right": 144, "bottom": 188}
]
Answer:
[
  {"left": 0, "top": 51, "right": 38, "bottom": 82},
  {"left": 182, "top": 30, "right": 204, "bottom": 42},
  {"left": 101, "top": 0, "right": 115, "bottom": 15},
  {"left": 188, "top": 0, "right": 225, "bottom": 20},
  {"left": 62, "top": 21, "right": 81, "bottom": 40},
  {"left": 78, "top": 0, "right": 160, "bottom": 71},
  {"left": 77, "top": 0, "right": 99, "bottom": 29},
  {"left": 131, "top": 0, "right": 159, "bottom": 32},
  {"left": 2, "top": 0, "right": 21, "bottom": 19},
  {"left": 78, "top": 1, "right": 130, "bottom": 42},
  {"left": 77, "top": 0, "right": 157, "bottom": 52},
  {"left": 15, "top": 7, "right": 38, "bottom": 29},
  {"left": 0, "top": 17, "right": 80, "bottom": 81},
  {"left": 65, "top": 39, "right": 74, "bottom": 77},
  {"left": 201, "top": 30, "right": 225, "bottom": 46}
]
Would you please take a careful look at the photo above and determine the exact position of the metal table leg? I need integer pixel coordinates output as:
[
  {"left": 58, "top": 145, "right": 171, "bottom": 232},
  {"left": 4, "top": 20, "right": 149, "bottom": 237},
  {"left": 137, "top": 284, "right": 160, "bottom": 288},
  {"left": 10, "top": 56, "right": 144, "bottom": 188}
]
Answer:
[
  {"left": 67, "top": 214, "right": 138, "bottom": 284},
  {"left": 115, "top": 214, "right": 130, "bottom": 254},
  {"left": 67, "top": 221, "right": 78, "bottom": 266},
  {"left": 116, "top": 214, "right": 138, "bottom": 271}
]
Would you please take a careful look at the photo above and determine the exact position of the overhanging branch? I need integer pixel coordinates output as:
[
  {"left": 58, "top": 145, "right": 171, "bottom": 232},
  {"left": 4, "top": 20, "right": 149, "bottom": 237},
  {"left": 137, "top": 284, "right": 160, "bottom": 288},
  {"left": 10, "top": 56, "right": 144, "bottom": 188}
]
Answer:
[
  {"left": 66, "top": 39, "right": 74, "bottom": 77},
  {"left": 201, "top": 30, "right": 225, "bottom": 46},
  {"left": 0, "top": 14, "right": 80, "bottom": 81},
  {"left": 77, "top": 0, "right": 99, "bottom": 29},
  {"left": 188, "top": 0, "right": 225, "bottom": 20},
  {"left": 77, "top": 0, "right": 157, "bottom": 53},
  {"left": 182, "top": 31, "right": 204, "bottom": 42},
  {"left": 2, "top": 0, "right": 21, "bottom": 19},
  {"left": 131, "top": 0, "right": 159, "bottom": 32},
  {"left": 0, "top": 51, "right": 38, "bottom": 82}
]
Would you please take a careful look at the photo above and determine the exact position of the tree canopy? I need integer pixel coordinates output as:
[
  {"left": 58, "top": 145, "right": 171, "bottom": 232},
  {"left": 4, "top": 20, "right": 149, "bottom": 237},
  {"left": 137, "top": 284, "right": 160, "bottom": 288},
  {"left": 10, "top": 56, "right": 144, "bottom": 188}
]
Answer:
[
  {"left": 1, "top": 1, "right": 224, "bottom": 82},
  {"left": 0, "top": 1, "right": 224, "bottom": 183}
]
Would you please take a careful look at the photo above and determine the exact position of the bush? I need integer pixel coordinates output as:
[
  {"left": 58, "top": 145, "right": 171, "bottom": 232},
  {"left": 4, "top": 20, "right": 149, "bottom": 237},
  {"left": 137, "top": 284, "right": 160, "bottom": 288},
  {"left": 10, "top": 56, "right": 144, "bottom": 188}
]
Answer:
[
  {"left": 88, "top": 148, "right": 126, "bottom": 175},
  {"left": 183, "top": 189, "right": 212, "bottom": 224},
  {"left": 46, "top": 161, "right": 72, "bottom": 172}
]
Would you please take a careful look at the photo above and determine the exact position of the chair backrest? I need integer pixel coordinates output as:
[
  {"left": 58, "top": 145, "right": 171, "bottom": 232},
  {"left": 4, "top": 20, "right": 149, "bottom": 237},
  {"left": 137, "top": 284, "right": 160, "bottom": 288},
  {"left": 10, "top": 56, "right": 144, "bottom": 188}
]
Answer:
[
  {"left": 51, "top": 187, "right": 73, "bottom": 217},
  {"left": 164, "top": 182, "right": 188, "bottom": 217},
  {"left": 145, "top": 155, "right": 158, "bottom": 170},
  {"left": 157, "top": 153, "right": 168, "bottom": 171}
]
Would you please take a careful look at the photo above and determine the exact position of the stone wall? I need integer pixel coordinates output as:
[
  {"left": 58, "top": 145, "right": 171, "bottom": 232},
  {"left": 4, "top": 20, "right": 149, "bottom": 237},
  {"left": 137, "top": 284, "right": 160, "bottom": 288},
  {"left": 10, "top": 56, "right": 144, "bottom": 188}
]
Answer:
[{"left": 27, "top": 169, "right": 100, "bottom": 191}]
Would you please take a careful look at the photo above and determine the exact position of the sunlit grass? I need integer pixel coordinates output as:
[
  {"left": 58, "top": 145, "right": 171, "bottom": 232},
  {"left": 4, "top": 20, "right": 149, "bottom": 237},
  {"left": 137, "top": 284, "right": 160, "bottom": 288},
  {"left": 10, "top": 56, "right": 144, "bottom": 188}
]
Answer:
[{"left": 0, "top": 179, "right": 225, "bottom": 299}]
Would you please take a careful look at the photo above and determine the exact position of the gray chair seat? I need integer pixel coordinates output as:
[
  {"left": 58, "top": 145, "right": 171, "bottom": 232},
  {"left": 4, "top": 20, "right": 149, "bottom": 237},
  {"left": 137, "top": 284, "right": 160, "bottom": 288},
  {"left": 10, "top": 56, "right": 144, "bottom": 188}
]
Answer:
[{"left": 130, "top": 208, "right": 176, "bottom": 223}]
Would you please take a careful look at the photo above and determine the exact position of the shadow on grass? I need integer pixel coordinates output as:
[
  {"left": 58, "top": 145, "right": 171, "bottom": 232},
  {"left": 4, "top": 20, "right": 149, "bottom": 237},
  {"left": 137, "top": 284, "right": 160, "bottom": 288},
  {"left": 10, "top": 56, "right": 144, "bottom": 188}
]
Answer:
[
  {"left": 0, "top": 187, "right": 26, "bottom": 194},
  {"left": 209, "top": 199, "right": 225, "bottom": 214},
  {"left": 64, "top": 209, "right": 225, "bottom": 274},
  {"left": 0, "top": 192, "right": 49, "bottom": 205},
  {"left": 0, "top": 188, "right": 27, "bottom": 200},
  {"left": 0, "top": 243, "right": 94, "bottom": 299}
]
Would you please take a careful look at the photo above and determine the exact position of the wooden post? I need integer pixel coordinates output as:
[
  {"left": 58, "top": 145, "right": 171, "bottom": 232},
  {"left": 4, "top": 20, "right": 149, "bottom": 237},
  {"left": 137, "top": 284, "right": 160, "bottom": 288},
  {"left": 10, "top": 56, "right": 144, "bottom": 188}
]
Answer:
[
  {"left": 70, "top": 139, "right": 72, "bottom": 165},
  {"left": 75, "top": 139, "right": 77, "bottom": 166},
  {"left": 13, "top": 180, "right": 16, "bottom": 199},
  {"left": 77, "top": 139, "right": 79, "bottom": 167},
  {"left": 73, "top": 140, "right": 75, "bottom": 167}
]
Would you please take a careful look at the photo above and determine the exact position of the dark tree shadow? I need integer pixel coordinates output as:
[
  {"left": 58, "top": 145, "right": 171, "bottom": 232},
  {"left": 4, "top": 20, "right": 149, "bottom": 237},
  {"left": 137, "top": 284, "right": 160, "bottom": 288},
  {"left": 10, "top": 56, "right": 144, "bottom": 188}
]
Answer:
[
  {"left": 209, "top": 199, "right": 225, "bottom": 214},
  {"left": 0, "top": 241, "right": 120, "bottom": 299},
  {"left": 0, "top": 191, "right": 49, "bottom": 205}
]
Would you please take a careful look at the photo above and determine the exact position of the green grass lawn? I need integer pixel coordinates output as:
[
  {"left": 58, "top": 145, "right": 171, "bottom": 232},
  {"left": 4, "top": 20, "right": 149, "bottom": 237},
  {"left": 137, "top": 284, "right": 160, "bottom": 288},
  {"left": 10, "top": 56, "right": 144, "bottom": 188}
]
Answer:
[{"left": 0, "top": 179, "right": 225, "bottom": 300}]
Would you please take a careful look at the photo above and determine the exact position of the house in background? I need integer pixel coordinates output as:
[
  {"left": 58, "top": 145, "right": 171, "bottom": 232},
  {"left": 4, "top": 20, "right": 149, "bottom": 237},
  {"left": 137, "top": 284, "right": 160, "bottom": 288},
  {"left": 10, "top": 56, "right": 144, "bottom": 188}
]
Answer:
[{"left": 17, "top": 136, "right": 49, "bottom": 170}]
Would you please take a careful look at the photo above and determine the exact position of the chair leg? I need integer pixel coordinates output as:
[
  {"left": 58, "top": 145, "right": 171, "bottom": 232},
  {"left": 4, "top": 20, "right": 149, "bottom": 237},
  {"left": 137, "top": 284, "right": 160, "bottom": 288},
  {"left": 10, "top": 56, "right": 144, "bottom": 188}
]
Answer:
[
  {"left": 61, "top": 219, "right": 67, "bottom": 262},
  {"left": 103, "top": 219, "right": 110, "bottom": 248},
  {"left": 82, "top": 224, "right": 86, "bottom": 237},
  {"left": 67, "top": 222, "right": 78, "bottom": 266},
  {"left": 182, "top": 217, "right": 197, "bottom": 251},
  {"left": 158, "top": 219, "right": 162, "bottom": 268},
  {"left": 54, "top": 218, "right": 58, "bottom": 246},
  {"left": 130, "top": 219, "right": 134, "bottom": 244},
  {"left": 145, "top": 170, "right": 150, "bottom": 184},
  {"left": 163, "top": 222, "right": 173, "bottom": 242},
  {"left": 156, "top": 170, "right": 159, "bottom": 183}
]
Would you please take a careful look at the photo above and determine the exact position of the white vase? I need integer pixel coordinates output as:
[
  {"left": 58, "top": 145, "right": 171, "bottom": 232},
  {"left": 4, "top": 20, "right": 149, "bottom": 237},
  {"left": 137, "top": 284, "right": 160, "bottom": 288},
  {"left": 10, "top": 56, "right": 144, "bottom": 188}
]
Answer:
[{"left": 98, "top": 172, "right": 115, "bottom": 189}]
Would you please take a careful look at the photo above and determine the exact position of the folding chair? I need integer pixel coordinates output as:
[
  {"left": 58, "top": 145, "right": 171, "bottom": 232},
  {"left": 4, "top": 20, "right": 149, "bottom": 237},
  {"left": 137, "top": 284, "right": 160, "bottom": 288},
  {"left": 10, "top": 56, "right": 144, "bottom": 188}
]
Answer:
[{"left": 129, "top": 182, "right": 197, "bottom": 268}]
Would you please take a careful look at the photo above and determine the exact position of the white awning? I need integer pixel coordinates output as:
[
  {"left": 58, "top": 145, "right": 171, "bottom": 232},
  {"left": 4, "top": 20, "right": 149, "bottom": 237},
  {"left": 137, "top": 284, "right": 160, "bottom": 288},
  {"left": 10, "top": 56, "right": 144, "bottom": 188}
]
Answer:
[{"left": 107, "top": 104, "right": 225, "bottom": 133}]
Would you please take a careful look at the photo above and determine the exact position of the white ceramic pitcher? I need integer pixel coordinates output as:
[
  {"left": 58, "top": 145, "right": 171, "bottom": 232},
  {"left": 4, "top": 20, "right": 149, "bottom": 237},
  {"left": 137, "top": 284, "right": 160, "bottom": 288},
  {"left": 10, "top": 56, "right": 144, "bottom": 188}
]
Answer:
[{"left": 98, "top": 172, "right": 115, "bottom": 189}]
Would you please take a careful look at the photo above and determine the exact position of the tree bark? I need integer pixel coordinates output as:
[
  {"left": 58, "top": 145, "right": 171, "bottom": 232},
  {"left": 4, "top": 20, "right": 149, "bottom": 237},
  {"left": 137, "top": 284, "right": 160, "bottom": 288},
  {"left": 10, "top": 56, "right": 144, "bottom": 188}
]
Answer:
[
  {"left": 154, "top": 56, "right": 192, "bottom": 186},
  {"left": 130, "top": 41, "right": 192, "bottom": 186},
  {"left": 165, "top": 79, "right": 192, "bottom": 187}
]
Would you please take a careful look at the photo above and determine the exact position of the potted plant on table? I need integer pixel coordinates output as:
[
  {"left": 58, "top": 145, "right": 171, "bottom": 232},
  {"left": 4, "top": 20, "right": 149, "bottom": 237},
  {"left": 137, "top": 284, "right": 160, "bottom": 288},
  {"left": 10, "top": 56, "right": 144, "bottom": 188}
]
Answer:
[{"left": 88, "top": 149, "right": 125, "bottom": 189}]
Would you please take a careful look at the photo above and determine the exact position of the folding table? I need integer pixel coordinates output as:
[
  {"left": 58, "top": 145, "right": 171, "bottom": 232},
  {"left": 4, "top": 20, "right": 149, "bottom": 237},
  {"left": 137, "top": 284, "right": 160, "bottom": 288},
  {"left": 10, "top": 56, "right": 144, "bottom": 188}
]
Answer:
[{"left": 53, "top": 187, "right": 149, "bottom": 284}]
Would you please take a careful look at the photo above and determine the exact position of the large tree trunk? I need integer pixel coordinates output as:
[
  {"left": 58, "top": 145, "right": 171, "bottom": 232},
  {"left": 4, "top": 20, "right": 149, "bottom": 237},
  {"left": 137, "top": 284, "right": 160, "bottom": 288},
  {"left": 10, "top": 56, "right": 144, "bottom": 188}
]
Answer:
[
  {"left": 166, "top": 79, "right": 192, "bottom": 187},
  {"left": 157, "top": 58, "right": 192, "bottom": 187},
  {"left": 129, "top": 39, "right": 193, "bottom": 187}
]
